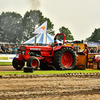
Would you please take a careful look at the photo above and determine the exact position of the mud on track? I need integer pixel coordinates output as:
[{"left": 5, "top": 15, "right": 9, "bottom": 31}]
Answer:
[{"left": 0, "top": 66, "right": 100, "bottom": 100}]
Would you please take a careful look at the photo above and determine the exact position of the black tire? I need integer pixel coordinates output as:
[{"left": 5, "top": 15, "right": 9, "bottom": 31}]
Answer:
[
  {"left": 53, "top": 47, "right": 76, "bottom": 70},
  {"left": 12, "top": 57, "right": 25, "bottom": 70},
  {"left": 97, "top": 60, "right": 100, "bottom": 70},
  {"left": 40, "top": 62, "right": 48, "bottom": 70},
  {"left": 39, "top": 62, "right": 54, "bottom": 70},
  {"left": 27, "top": 56, "right": 40, "bottom": 70},
  {"left": 23, "top": 67, "right": 34, "bottom": 73}
]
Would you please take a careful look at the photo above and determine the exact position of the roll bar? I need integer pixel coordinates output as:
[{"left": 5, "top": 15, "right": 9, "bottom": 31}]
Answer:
[{"left": 54, "top": 33, "right": 66, "bottom": 45}]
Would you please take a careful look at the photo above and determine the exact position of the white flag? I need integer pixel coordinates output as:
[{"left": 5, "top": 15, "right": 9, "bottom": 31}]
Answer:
[{"left": 33, "top": 21, "right": 47, "bottom": 34}]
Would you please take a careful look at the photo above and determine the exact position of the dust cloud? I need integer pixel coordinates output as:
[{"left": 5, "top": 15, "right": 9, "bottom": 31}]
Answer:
[{"left": 26, "top": 0, "right": 40, "bottom": 10}]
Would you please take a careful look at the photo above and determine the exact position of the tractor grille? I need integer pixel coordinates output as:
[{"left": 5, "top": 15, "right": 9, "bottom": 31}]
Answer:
[
  {"left": 22, "top": 50, "right": 25, "bottom": 55},
  {"left": 30, "top": 51, "right": 40, "bottom": 57}
]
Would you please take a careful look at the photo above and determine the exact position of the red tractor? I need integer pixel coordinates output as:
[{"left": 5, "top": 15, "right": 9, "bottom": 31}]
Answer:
[{"left": 12, "top": 33, "right": 76, "bottom": 70}]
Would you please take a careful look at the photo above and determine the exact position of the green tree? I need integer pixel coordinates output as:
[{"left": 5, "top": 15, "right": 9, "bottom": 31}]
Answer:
[
  {"left": 0, "top": 10, "right": 55, "bottom": 43},
  {"left": 0, "top": 12, "right": 23, "bottom": 43},
  {"left": 86, "top": 28, "right": 100, "bottom": 42},
  {"left": 58, "top": 26, "right": 74, "bottom": 41},
  {"left": 22, "top": 10, "right": 54, "bottom": 42}
]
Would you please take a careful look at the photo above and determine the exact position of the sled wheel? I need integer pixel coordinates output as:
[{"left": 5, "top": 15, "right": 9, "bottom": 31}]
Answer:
[
  {"left": 27, "top": 56, "right": 40, "bottom": 70},
  {"left": 12, "top": 57, "right": 25, "bottom": 70},
  {"left": 53, "top": 47, "right": 76, "bottom": 70},
  {"left": 97, "top": 60, "right": 100, "bottom": 70}
]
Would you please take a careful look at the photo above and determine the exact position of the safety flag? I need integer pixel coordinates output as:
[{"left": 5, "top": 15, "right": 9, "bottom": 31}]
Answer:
[{"left": 33, "top": 21, "right": 47, "bottom": 34}]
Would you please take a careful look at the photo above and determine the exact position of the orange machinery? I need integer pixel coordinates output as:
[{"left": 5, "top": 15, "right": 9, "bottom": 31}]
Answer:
[{"left": 75, "top": 52, "right": 100, "bottom": 70}]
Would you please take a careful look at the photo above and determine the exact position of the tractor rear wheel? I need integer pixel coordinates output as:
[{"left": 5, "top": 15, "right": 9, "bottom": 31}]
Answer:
[
  {"left": 53, "top": 47, "right": 76, "bottom": 70},
  {"left": 12, "top": 57, "right": 25, "bottom": 70},
  {"left": 27, "top": 56, "right": 40, "bottom": 70}
]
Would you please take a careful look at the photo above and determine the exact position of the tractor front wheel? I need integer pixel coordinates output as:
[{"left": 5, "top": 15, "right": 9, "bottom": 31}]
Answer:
[
  {"left": 12, "top": 57, "right": 25, "bottom": 70},
  {"left": 27, "top": 56, "right": 40, "bottom": 70}
]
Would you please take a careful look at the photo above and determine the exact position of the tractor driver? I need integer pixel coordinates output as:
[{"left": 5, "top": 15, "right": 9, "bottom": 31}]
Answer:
[
  {"left": 52, "top": 38, "right": 58, "bottom": 50},
  {"left": 54, "top": 38, "right": 58, "bottom": 46}
]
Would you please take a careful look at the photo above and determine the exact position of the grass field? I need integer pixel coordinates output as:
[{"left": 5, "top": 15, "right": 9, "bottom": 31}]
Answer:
[
  {"left": 0, "top": 62, "right": 27, "bottom": 66},
  {"left": 0, "top": 70, "right": 100, "bottom": 75},
  {"left": 0, "top": 62, "right": 12, "bottom": 66}
]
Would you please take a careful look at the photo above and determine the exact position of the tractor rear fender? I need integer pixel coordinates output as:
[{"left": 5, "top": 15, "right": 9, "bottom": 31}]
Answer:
[
  {"left": 54, "top": 46, "right": 73, "bottom": 51},
  {"left": 53, "top": 46, "right": 62, "bottom": 51}
]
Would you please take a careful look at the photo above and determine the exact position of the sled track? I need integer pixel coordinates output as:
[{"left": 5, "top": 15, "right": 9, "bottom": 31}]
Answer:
[
  {"left": 0, "top": 76, "right": 100, "bottom": 100},
  {"left": 0, "top": 66, "right": 100, "bottom": 99}
]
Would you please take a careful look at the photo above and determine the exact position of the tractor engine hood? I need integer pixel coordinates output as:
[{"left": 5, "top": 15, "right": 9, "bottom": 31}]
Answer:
[{"left": 29, "top": 45, "right": 52, "bottom": 51}]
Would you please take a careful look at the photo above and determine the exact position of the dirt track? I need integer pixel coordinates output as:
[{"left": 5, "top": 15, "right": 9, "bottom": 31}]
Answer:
[
  {"left": 0, "top": 66, "right": 100, "bottom": 100},
  {"left": 0, "top": 66, "right": 22, "bottom": 71}
]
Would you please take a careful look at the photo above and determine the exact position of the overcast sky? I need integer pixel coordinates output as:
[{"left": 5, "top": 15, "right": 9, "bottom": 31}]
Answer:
[{"left": 0, "top": 0, "right": 100, "bottom": 40}]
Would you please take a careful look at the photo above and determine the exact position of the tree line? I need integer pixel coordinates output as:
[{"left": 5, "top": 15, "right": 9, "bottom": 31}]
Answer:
[
  {"left": 86, "top": 28, "right": 100, "bottom": 42},
  {"left": 0, "top": 10, "right": 99, "bottom": 43},
  {"left": 0, "top": 10, "right": 74, "bottom": 43}
]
